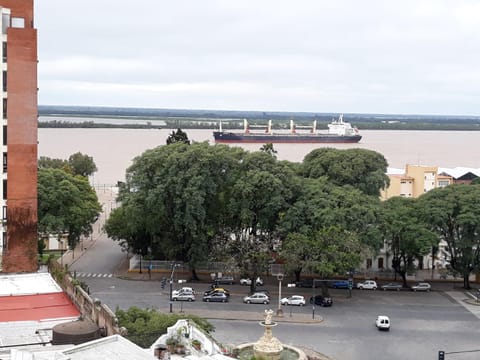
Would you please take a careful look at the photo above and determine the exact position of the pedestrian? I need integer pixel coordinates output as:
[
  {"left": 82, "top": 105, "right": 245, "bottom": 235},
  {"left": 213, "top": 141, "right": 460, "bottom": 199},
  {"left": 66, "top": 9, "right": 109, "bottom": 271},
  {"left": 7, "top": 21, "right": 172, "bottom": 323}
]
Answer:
[{"left": 148, "top": 263, "right": 152, "bottom": 280}]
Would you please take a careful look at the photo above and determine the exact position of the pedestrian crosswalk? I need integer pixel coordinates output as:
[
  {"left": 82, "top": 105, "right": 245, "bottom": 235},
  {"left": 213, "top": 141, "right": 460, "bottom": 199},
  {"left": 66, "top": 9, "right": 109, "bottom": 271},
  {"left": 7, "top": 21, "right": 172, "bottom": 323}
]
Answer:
[{"left": 74, "top": 272, "right": 113, "bottom": 278}]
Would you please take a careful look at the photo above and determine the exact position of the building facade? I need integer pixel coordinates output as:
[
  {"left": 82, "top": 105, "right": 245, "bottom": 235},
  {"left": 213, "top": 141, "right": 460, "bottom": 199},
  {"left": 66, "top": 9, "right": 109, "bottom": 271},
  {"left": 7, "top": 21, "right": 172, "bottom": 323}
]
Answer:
[
  {"left": 381, "top": 164, "right": 453, "bottom": 200},
  {"left": 0, "top": 0, "right": 37, "bottom": 272}
]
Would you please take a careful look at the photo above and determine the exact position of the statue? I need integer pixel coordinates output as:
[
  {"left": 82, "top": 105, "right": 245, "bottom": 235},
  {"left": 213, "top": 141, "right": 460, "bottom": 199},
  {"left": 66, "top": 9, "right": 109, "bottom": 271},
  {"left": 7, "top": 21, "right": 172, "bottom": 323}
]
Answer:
[{"left": 264, "top": 309, "right": 274, "bottom": 325}]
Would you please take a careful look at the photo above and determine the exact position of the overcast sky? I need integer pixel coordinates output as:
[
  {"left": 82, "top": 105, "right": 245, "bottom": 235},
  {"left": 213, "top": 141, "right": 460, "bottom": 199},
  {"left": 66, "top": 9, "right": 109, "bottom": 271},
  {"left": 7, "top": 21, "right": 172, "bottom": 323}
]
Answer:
[{"left": 34, "top": 1, "right": 480, "bottom": 115}]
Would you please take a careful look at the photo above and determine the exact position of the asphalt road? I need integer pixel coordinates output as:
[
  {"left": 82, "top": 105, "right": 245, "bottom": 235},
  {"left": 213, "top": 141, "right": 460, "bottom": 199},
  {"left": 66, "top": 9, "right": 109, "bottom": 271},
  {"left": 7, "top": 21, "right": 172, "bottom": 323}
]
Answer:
[{"left": 79, "top": 275, "right": 480, "bottom": 360}]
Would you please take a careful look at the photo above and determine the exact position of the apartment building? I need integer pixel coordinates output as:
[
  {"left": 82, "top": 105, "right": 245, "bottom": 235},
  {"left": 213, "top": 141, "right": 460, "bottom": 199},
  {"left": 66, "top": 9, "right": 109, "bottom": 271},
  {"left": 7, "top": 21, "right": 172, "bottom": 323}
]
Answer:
[
  {"left": 0, "top": 0, "right": 38, "bottom": 272},
  {"left": 381, "top": 164, "right": 453, "bottom": 200}
]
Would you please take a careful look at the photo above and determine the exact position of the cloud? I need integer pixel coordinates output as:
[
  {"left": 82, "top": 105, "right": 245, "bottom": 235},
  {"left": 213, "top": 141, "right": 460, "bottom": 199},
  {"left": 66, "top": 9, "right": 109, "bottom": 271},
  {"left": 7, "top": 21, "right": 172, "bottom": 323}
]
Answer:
[{"left": 35, "top": 0, "right": 480, "bottom": 115}]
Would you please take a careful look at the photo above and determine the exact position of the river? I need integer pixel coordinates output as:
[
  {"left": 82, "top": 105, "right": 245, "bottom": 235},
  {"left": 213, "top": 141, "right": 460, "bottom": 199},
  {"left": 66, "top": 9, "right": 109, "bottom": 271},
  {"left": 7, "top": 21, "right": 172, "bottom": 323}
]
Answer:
[{"left": 38, "top": 128, "right": 480, "bottom": 185}]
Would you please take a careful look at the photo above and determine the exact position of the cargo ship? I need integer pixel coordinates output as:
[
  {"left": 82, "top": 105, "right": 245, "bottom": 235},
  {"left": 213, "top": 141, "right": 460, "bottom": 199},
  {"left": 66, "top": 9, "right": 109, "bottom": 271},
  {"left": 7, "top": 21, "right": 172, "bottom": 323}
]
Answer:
[{"left": 213, "top": 114, "right": 362, "bottom": 144}]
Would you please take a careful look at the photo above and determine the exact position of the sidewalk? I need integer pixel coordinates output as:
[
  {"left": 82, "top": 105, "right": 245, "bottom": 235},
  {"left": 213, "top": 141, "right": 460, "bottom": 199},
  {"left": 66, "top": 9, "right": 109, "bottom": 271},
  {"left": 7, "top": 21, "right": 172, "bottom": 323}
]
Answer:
[{"left": 60, "top": 186, "right": 118, "bottom": 268}]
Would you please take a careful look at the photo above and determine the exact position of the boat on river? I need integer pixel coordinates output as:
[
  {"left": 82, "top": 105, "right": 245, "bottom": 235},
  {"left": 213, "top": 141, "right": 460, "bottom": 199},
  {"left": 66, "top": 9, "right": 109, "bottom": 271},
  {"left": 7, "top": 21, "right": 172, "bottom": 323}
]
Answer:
[{"left": 213, "top": 115, "right": 362, "bottom": 143}]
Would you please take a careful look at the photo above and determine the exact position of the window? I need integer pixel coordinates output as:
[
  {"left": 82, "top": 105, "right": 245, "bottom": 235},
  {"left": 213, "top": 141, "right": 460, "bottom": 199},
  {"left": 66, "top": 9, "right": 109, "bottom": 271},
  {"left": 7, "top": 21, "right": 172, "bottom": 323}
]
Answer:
[
  {"left": 1, "top": 13, "right": 10, "bottom": 35},
  {"left": 2, "top": 125, "right": 6, "bottom": 145},
  {"left": 378, "top": 258, "right": 384, "bottom": 269},
  {"left": 366, "top": 258, "right": 372, "bottom": 269},
  {"left": 2, "top": 71, "right": 6, "bottom": 92},
  {"left": 2, "top": 179, "right": 5, "bottom": 199},
  {"left": 11, "top": 17, "right": 25, "bottom": 28},
  {"left": 2, "top": 205, "right": 6, "bottom": 220},
  {"left": 2, "top": 99, "right": 6, "bottom": 119},
  {"left": 2, "top": 152, "right": 6, "bottom": 172},
  {"left": 2, "top": 42, "right": 6, "bottom": 63}
]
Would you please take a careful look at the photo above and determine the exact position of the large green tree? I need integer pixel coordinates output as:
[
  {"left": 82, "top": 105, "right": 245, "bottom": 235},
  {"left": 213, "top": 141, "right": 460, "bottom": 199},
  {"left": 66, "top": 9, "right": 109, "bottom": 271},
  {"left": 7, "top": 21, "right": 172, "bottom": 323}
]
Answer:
[
  {"left": 38, "top": 168, "right": 102, "bottom": 250},
  {"left": 166, "top": 128, "right": 190, "bottom": 145},
  {"left": 215, "top": 151, "right": 301, "bottom": 292},
  {"left": 106, "top": 142, "right": 244, "bottom": 279},
  {"left": 302, "top": 148, "right": 390, "bottom": 196},
  {"left": 418, "top": 184, "right": 480, "bottom": 289},
  {"left": 39, "top": 152, "right": 97, "bottom": 178},
  {"left": 379, "top": 196, "right": 437, "bottom": 287},
  {"left": 280, "top": 178, "right": 381, "bottom": 281},
  {"left": 68, "top": 152, "right": 98, "bottom": 177}
]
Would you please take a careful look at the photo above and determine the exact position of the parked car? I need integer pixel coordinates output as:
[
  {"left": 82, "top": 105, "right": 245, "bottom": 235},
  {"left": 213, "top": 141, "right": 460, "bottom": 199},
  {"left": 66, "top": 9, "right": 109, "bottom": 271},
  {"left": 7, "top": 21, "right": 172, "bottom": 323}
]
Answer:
[
  {"left": 240, "top": 277, "right": 264, "bottom": 286},
  {"left": 204, "top": 288, "right": 230, "bottom": 297},
  {"left": 294, "top": 279, "right": 314, "bottom": 288},
  {"left": 411, "top": 282, "right": 431, "bottom": 292},
  {"left": 330, "top": 280, "right": 349, "bottom": 289},
  {"left": 280, "top": 295, "right": 306, "bottom": 306},
  {"left": 357, "top": 280, "right": 377, "bottom": 290},
  {"left": 375, "top": 315, "right": 390, "bottom": 331},
  {"left": 172, "top": 287, "right": 195, "bottom": 296},
  {"left": 214, "top": 276, "right": 235, "bottom": 285},
  {"left": 172, "top": 292, "right": 195, "bottom": 302},
  {"left": 203, "top": 292, "right": 229, "bottom": 303},
  {"left": 381, "top": 282, "right": 402, "bottom": 291},
  {"left": 309, "top": 295, "right": 333, "bottom": 307},
  {"left": 250, "top": 289, "right": 270, "bottom": 297},
  {"left": 243, "top": 292, "right": 270, "bottom": 304}
]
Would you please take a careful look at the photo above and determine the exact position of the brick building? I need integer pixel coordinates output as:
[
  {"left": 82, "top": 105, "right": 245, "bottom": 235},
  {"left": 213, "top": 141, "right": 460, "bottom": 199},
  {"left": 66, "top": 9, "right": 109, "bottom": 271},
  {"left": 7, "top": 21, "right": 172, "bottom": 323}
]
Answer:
[{"left": 0, "top": 0, "right": 38, "bottom": 272}]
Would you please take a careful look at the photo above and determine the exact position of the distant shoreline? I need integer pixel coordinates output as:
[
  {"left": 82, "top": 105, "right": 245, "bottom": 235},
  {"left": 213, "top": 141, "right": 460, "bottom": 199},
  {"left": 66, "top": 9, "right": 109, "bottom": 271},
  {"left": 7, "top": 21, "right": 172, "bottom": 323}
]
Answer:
[{"left": 38, "top": 105, "right": 480, "bottom": 131}]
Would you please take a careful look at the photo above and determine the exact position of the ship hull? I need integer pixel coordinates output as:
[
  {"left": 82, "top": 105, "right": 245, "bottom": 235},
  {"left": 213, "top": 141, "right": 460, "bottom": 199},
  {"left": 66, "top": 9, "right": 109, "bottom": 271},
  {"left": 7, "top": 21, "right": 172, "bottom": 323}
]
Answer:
[{"left": 213, "top": 132, "right": 362, "bottom": 144}]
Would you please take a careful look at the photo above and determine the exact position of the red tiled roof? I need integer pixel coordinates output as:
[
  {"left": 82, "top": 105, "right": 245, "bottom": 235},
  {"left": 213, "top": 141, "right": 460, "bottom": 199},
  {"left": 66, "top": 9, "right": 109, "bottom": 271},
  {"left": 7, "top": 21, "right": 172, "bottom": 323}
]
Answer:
[{"left": 0, "top": 292, "right": 80, "bottom": 322}]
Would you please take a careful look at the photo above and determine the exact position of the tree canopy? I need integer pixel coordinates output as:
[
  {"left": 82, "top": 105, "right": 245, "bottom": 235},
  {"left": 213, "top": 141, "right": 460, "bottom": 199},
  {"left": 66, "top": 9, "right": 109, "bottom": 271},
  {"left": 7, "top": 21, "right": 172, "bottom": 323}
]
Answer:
[
  {"left": 105, "top": 143, "right": 397, "bottom": 282},
  {"left": 38, "top": 152, "right": 97, "bottom": 177},
  {"left": 38, "top": 168, "right": 102, "bottom": 249},
  {"left": 302, "top": 148, "right": 390, "bottom": 196},
  {"left": 418, "top": 184, "right": 480, "bottom": 289},
  {"left": 166, "top": 128, "right": 190, "bottom": 145},
  {"left": 379, "top": 196, "right": 436, "bottom": 287}
]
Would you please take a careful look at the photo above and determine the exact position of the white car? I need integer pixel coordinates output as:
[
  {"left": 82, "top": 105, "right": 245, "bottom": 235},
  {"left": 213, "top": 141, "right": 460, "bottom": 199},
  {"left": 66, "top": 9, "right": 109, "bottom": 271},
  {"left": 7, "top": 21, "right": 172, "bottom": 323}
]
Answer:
[
  {"left": 375, "top": 315, "right": 390, "bottom": 331},
  {"left": 172, "top": 292, "right": 195, "bottom": 302},
  {"left": 172, "top": 287, "right": 195, "bottom": 296},
  {"left": 240, "top": 277, "right": 264, "bottom": 286},
  {"left": 280, "top": 295, "right": 305, "bottom": 306},
  {"left": 411, "top": 282, "right": 431, "bottom": 292},
  {"left": 357, "top": 280, "right": 377, "bottom": 290},
  {"left": 243, "top": 292, "right": 270, "bottom": 304}
]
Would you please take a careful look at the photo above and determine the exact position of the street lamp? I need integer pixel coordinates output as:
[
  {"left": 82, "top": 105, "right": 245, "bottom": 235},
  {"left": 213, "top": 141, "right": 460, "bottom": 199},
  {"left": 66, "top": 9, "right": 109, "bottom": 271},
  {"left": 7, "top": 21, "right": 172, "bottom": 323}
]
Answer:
[
  {"left": 276, "top": 274, "right": 284, "bottom": 317},
  {"left": 169, "top": 263, "right": 181, "bottom": 313}
]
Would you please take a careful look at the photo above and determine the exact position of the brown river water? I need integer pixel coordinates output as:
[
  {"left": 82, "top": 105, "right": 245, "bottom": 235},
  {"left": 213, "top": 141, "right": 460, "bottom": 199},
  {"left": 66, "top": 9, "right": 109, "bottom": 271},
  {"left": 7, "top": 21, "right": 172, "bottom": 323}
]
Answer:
[{"left": 38, "top": 128, "right": 480, "bottom": 185}]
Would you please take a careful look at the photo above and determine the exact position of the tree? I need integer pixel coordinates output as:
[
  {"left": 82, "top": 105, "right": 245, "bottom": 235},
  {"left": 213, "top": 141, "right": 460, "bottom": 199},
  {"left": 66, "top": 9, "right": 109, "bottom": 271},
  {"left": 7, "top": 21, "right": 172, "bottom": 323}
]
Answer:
[
  {"left": 106, "top": 142, "right": 245, "bottom": 279},
  {"left": 38, "top": 168, "right": 102, "bottom": 250},
  {"left": 379, "top": 197, "right": 437, "bottom": 287},
  {"left": 259, "top": 143, "right": 277, "bottom": 157},
  {"left": 68, "top": 152, "right": 98, "bottom": 177},
  {"left": 38, "top": 156, "right": 70, "bottom": 172},
  {"left": 166, "top": 128, "right": 190, "bottom": 145},
  {"left": 215, "top": 151, "right": 300, "bottom": 293},
  {"left": 418, "top": 184, "right": 480, "bottom": 289},
  {"left": 302, "top": 148, "right": 390, "bottom": 196},
  {"left": 116, "top": 307, "right": 213, "bottom": 348}
]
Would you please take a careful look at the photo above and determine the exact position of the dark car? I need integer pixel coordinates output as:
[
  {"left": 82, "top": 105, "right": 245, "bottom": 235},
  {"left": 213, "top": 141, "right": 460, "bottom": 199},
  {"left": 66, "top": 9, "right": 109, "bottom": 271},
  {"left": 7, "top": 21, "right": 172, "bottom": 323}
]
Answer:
[
  {"left": 251, "top": 289, "right": 270, "bottom": 297},
  {"left": 309, "top": 295, "right": 333, "bottom": 307},
  {"left": 381, "top": 282, "right": 402, "bottom": 291},
  {"left": 330, "top": 280, "right": 349, "bottom": 289},
  {"left": 214, "top": 276, "right": 235, "bottom": 285},
  {"left": 202, "top": 292, "right": 229, "bottom": 302},
  {"left": 295, "top": 279, "right": 314, "bottom": 288}
]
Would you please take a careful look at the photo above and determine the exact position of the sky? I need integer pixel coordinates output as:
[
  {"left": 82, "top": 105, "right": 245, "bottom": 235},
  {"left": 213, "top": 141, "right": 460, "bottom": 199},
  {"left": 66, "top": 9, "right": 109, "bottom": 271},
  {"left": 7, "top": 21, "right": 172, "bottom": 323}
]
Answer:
[{"left": 34, "top": 0, "right": 480, "bottom": 115}]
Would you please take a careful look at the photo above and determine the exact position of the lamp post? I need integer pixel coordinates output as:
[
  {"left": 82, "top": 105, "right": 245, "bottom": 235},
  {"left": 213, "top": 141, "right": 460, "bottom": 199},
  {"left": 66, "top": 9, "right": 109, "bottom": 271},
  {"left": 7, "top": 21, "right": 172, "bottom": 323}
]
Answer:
[
  {"left": 169, "top": 263, "right": 180, "bottom": 313},
  {"left": 276, "top": 274, "right": 284, "bottom": 317}
]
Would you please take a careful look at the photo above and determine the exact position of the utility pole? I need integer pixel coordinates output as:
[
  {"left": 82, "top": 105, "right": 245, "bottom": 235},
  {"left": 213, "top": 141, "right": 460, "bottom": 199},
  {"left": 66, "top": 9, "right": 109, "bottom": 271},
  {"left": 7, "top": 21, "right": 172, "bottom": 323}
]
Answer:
[{"left": 169, "top": 263, "right": 179, "bottom": 313}]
